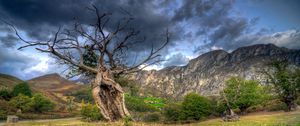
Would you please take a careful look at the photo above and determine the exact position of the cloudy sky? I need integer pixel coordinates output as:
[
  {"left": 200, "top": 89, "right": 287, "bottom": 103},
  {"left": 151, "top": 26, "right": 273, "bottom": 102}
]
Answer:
[{"left": 0, "top": 0, "right": 299, "bottom": 80}]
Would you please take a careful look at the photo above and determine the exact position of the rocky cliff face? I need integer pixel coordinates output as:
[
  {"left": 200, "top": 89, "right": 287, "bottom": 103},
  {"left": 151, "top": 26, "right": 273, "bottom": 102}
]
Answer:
[{"left": 133, "top": 44, "right": 300, "bottom": 99}]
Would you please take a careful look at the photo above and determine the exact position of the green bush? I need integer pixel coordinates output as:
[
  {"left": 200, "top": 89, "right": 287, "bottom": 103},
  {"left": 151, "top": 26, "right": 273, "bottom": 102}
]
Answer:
[
  {"left": 125, "top": 95, "right": 157, "bottom": 112},
  {"left": 9, "top": 94, "right": 33, "bottom": 112},
  {"left": 0, "top": 109, "right": 6, "bottom": 120},
  {"left": 162, "top": 102, "right": 182, "bottom": 121},
  {"left": 31, "top": 94, "right": 54, "bottom": 112},
  {"left": 116, "top": 77, "right": 139, "bottom": 96},
  {"left": 12, "top": 82, "right": 32, "bottom": 97},
  {"left": 181, "top": 93, "right": 212, "bottom": 120},
  {"left": 265, "top": 100, "right": 288, "bottom": 111},
  {"left": 142, "top": 112, "right": 161, "bottom": 122},
  {"left": 0, "top": 99, "right": 16, "bottom": 120},
  {"left": 9, "top": 94, "right": 54, "bottom": 113},
  {"left": 297, "top": 97, "right": 300, "bottom": 105},
  {"left": 80, "top": 102, "right": 103, "bottom": 121},
  {"left": 69, "top": 88, "right": 94, "bottom": 103},
  {"left": 0, "top": 89, "right": 11, "bottom": 100}
]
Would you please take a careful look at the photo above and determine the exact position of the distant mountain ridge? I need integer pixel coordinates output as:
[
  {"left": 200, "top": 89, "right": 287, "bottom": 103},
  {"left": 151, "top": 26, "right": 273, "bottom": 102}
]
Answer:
[
  {"left": 0, "top": 73, "right": 23, "bottom": 89},
  {"left": 132, "top": 44, "right": 300, "bottom": 99}
]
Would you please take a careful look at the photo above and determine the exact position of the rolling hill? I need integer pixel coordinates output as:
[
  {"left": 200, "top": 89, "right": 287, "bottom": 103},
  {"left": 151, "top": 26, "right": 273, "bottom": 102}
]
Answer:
[
  {"left": 0, "top": 73, "right": 23, "bottom": 89},
  {"left": 0, "top": 73, "right": 86, "bottom": 110},
  {"left": 27, "top": 73, "right": 86, "bottom": 109}
]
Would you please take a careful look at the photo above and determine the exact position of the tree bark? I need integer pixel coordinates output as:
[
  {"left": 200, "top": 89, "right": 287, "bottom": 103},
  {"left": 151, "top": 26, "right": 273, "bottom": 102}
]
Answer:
[{"left": 91, "top": 73, "right": 130, "bottom": 121}]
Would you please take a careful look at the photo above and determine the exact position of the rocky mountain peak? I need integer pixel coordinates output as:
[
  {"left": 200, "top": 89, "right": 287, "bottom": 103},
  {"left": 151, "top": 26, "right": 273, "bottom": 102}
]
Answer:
[{"left": 134, "top": 44, "right": 300, "bottom": 99}]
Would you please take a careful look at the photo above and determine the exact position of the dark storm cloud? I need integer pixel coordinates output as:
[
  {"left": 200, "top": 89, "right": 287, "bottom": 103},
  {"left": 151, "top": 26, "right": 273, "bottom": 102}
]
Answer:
[
  {"left": 0, "top": 0, "right": 240, "bottom": 53},
  {"left": 0, "top": 0, "right": 175, "bottom": 51},
  {"left": 224, "top": 29, "right": 300, "bottom": 50},
  {"left": 163, "top": 53, "right": 189, "bottom": 67},
  {"left": 209, "top": 18, "right": 249, "bottom": 47},
  {"left": 0, "top": 34, "right": 19, "bottom": 48},
  {"left": 0, "top": 46, "right": 39, "bottom": 79}
]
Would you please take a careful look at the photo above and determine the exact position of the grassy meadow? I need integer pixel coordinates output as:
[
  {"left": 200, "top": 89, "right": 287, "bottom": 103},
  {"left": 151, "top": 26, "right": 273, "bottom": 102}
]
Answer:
[{"left": 3, "top": 110, "right": 300, "bottom": 126}]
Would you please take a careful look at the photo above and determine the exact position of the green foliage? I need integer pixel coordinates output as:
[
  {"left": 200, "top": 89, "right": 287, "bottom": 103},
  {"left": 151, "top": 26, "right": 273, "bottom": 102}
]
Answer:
[
  {"left": 80, "top": 102, "right": 103, "bottom": 121},
  {"left": 143, "top": 97, "right": 165, "bottom": 109},
  {"left": 9, "top": 93, "right": 54, "bottom": 113},
  {"left": 0, "top": 88, "right": 11, "bottom": 100},
  {"left": 224, "top": 77, "right": 265, "bottom": 113},
  {"left": 297, "top": 97, "right": 300, "bottom": 105},
  {"left": 115, "top": 77, "right": 139, "bottom": 96},
  {"left": 125, "top": 94, "right": 158, "bottom": 112},
  {"left": 211, "top": 98, "right": 227, "bottom": 116},
  {"left": 31, "top": 94, "right": 54, "bottom": 112},
  {"left": 267, "top": 61, "right": 300, "bottom": 111},
  {"left": 0, "top": 99, "right": 16, "bottom": 120},
  {"left": 181, "top": 93, "right": 212, "bottom": 120},
  {"left": 265, "top": 99, "right": 288, "bottom": 111},
  {"left": 66, "top": 96, "right": 76, "bottom": 112},
  {"left": 162, "top": 93, "right": 213, "bottom": 122},
  {"left": 69, "top": 88, "right": 94, "bottom": 103},
  {"left": 162, "top": 102, "right": 183, "bottom": 121},
  {"left": 142, "top": 112, "right": 161, "bottom": 122},
  {"left": 67, "top": 46, "right": 98, "bottom": 78},
  {"left": 123, "top": 116, "right": 133, "bottom": 126},
  {"left": 9, "top": 94, "right": 33, "bottom": 112},
  {"left": 12, "top": 82, "right": 32, "bottom": 97}
]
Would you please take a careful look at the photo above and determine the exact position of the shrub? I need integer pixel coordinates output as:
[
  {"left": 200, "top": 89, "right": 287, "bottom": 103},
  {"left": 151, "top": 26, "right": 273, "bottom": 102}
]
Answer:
[
  {"left": 9, "top": 93, "right": 54, "bottom": 113},
  {"left": 0, "top": 99, "right": 16, "bottom": 120},
  {"left": 142, "top": 112, "right": 161, "bottom": 122},
  {"left": 162, "top": 102, "right": 182, "bottom": 121},
  {"left": 125, "top": 95, "right": 157, "bottom": 112},
  {"left": 69, "top": 88, "right": 94, "bottom": 103},
  {"left": 31, "top": 94, "right": 54, "bottom": 112},
  {"left": 9, "top": 94, "right": 33, "bottom": 112},
  {"left": 12, "top": 82, "right": 32, "bottom": 97},
  {"left": 265, "top": 100, "right": 288, "bottom": 111},
  {"left": 0, "top": 89, "right": 11, "bottom": 101},
  {"left": 116, "top": 77, "right": 140, "bottom": 96},
  {"left": 80, "top": 102, "right": 103, "bottom": 121},
  {"left": 181, "top": 93, "right": 212, "bottom": 120},
  {"left": 297, "top": 97, "right": 300, "bottom": 105}
]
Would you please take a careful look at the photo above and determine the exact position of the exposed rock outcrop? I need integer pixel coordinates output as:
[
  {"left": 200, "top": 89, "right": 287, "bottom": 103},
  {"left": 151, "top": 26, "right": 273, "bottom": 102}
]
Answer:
[{"left": 133, "top": 44, "right": 300, "bottom": 99}]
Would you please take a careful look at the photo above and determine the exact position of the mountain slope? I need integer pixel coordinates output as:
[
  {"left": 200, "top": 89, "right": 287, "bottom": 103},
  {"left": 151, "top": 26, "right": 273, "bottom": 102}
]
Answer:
[
  {"left": 28, "top": 73, "right": 84, "bottom": 107},
  {"left": 133, "top": 44, "right": 300, "bottom": 99},
  {"left": 0, "top": 73, "right": 23, "bottom": 89}
]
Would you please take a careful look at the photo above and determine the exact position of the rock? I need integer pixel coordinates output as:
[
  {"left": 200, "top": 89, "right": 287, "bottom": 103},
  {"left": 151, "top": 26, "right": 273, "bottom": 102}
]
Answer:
[
  {"left": 222, "top": 114, "right": 239, "bottom": 122},
  {"left": 7, "top": 115, "right": 18, "bottom": 123}
]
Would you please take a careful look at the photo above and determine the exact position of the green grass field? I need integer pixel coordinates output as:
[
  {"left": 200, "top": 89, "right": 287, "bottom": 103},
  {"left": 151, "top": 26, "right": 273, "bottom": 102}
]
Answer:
[{"left": 3, "top": 110, "right": 300, "bottom": 126}]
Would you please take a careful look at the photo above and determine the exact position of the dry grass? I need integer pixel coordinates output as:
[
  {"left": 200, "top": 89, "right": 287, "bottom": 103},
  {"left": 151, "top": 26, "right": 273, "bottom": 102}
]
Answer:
[{"left": 3, "top": 110, "right": 300, "bottom": 126}]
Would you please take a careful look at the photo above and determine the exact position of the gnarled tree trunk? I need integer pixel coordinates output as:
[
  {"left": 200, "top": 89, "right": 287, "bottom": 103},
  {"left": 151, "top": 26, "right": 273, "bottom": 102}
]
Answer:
[{"left": 92, "top": 72, "right": 130, "bottom": 121}]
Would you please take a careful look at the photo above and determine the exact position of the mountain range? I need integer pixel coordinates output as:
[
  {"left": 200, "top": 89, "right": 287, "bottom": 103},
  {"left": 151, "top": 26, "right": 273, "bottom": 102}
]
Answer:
[{"left": 132, "top": 44, "right": 300, "bottom": 99}]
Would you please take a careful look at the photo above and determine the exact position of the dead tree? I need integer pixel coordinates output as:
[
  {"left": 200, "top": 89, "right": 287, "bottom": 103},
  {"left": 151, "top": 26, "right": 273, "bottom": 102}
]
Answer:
[{"left": 6, "top": 6, "right": 169, "bottom": 121}]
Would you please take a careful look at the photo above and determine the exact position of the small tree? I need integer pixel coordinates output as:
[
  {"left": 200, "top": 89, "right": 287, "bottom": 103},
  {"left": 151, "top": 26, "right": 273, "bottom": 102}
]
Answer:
[
  {"left": 0, "top": 89, "right": 11, "bottom": 101},
  {"left": 12, "top": 82, "right": 32, "bottom": 97},
  {"left": 224, "top": 77, "right": 264, "bottom": 114},
  {"left": 265, "top": 61, "right": 300, "bottom": 111},
  {"left": 181, "top": 93, "right": 212, "bottom": 120},
  {"left": 31, "top": 94, "right": 54, "bottom": 113},
  {"left": 81, "top": 102, "right": 103, "bottom": 121}
]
